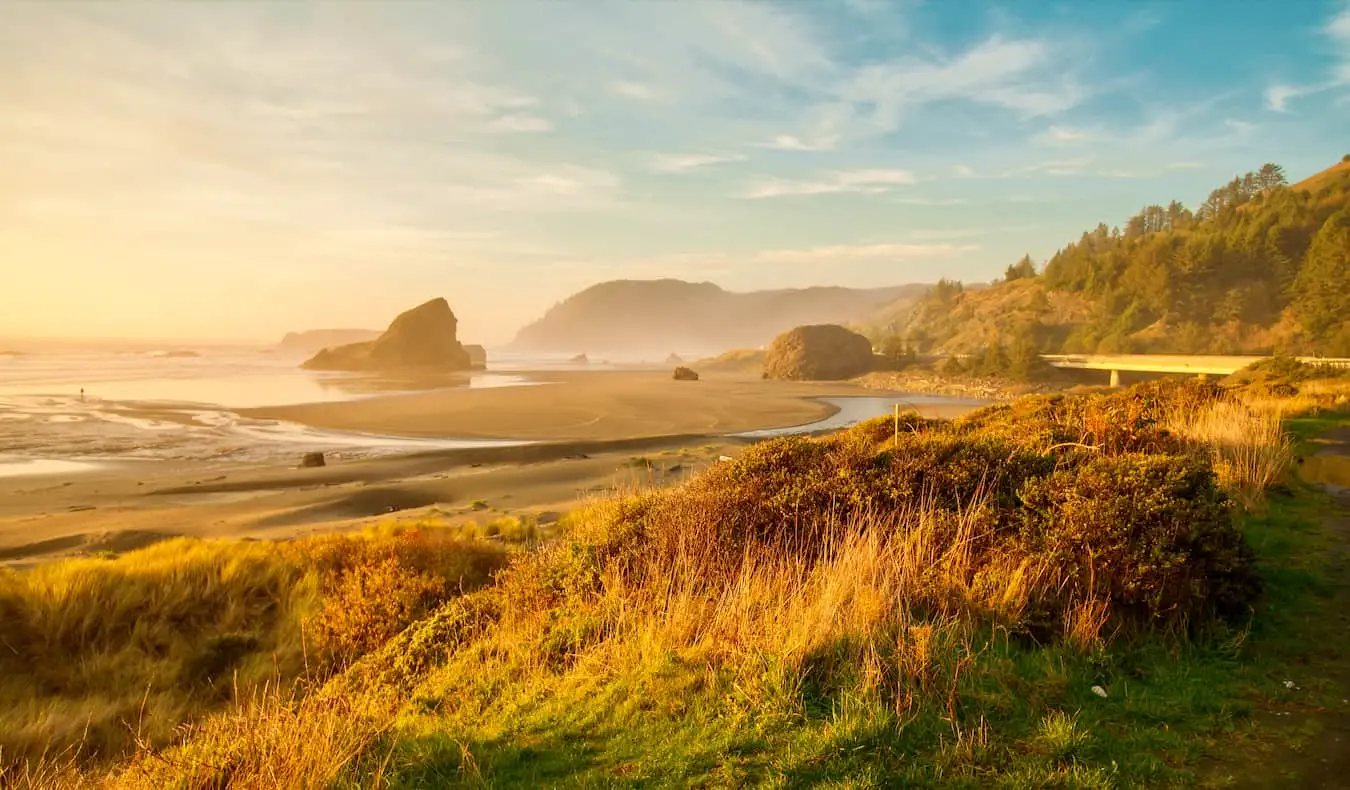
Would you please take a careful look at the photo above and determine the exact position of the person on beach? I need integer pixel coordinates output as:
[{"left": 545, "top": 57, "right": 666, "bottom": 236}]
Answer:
[{"left": 80, "top": 388, "right": 85, "bottom": 402}]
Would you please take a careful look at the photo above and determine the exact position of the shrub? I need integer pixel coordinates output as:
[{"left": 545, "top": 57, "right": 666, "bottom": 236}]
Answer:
[
  {"left": 307, "top": 557, "right": 446, "bottom": 665},
  {"left": 1017, "top": 454, "right": 1259, "bottom": 623}
]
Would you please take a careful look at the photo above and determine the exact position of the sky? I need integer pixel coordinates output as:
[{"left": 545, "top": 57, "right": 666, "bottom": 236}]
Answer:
[{"left": 2, "top": 1, "right": 1348, "bottom": 345}]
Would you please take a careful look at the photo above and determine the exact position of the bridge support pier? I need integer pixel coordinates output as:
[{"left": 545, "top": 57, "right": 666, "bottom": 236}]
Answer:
[{"left": 1109, "top": 369, "right": 1121, "bottom": 387}]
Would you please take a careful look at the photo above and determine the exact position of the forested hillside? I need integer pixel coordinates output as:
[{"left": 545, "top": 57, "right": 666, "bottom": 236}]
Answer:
[{"left": 885, "top": 158, "right": 1350, "bottom": 356}]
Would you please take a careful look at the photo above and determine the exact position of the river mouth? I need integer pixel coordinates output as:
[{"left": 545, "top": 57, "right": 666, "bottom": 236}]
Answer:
[{"left": 732, "top": 394, "right": 988, "bottom": 439}]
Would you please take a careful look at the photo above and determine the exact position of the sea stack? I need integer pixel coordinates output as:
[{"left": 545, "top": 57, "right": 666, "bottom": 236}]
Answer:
[
  {"left": 762, "top": 324, "right": 874, "bottom": 381},
  {"left": 302, "top": 298, "right": 472, "bottom": 372}
]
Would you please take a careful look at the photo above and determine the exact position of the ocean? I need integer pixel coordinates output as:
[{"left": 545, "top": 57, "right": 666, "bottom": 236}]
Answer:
[{"left": 0, "top": 347, "right": 577, "bottom": 475}]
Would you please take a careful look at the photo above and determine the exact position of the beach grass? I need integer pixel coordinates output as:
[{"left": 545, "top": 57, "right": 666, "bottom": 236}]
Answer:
[
  {"left": 0, "top": 526, "right": 508, "bottom": 776},
  {"left": 7, "top": 376, "right": 1350, "bottom": 788}
]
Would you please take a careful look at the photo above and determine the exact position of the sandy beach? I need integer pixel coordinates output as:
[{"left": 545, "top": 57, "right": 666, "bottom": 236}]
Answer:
[
  {"left": 241, "top": 369, "right": 957, "bottom": 441},
  {"left": 0, "top": 369, "right": 986, "bottom": 565}
]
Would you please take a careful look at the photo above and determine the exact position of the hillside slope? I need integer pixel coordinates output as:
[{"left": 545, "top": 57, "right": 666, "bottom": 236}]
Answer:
[
  {"left": 276, "top": 329, "right": 380, "bottom": 355},
  {"left": 511, "top": 279, "right": 929, "bottom": 355},
  {"left": 887, "top": 158, "right": 1350, "bottom": 356}
]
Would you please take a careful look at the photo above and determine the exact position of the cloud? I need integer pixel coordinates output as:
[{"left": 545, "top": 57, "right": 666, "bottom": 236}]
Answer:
[
  {"left": 1262, "top": 5, "right": 1350, "bottom": 112},
  {"left": 892, "top": 196, "right": 969, "bottom": 206},
  {"left": 1048, "top": 125, "right": 1090, "bottom": 142},
  {"left": 611, "top": 81, "right": 664, "bottom": 102},
  {"left": 811, "top": 35, "right": 1088, "bottom": 140},
  {"left": 740, "top": 168, "right": 916, "bottom": 199},
  {"left": 1265, "top": 83, "right": 1308, "bottom": 112},
  {"left": 631, "top": 241, "right": 981, "bottom": 277},
  {"left": 648, "top": 153, "right": 745, "bottom": 173},
  {"left": 487, "top": 113, "right": 553, "bottom": 133},
  {"left": 756, "top": 134, "right": 839, "bottom": 151}
]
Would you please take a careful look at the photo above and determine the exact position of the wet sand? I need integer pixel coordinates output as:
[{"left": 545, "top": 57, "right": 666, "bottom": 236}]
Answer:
[
  {"left": 241, "top": 370, "right": 927, "bottom": 441},
  {"left": 0, "top": 371, "right": 986, "bottom": 565},
  {"left": 0, "top": 436, "right": 750, "bottom": 566}
]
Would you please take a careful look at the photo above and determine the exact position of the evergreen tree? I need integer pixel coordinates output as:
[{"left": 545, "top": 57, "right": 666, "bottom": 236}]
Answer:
[
  {"left": 1004, "top": 254, "right": 1037, "bottom": 281},
  {"left": 1292, "top": 209, "right": 1350, "bottom": 339}
]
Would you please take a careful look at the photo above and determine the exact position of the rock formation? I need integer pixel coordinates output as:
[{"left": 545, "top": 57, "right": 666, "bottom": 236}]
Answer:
[
  {"left": 666, "top": 352, "right": 684, "bottom": 365},
  {"left": 762, "top": 324, "right": 875, "bottom": 381},
  {"left": 464, "top": 344, "right": 488, "bottom": 370},
  {"left": 302, "top": 298, "right": 471, "bottom": 372},
  {"left": 672, "top": 366, "right": 699, "bottom": 381}
]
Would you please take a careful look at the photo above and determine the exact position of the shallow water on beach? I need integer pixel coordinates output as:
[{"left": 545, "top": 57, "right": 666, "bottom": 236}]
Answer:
[
  {"left": 732, "top": 395, "right": 988, "bottom": 438},
  {"left": 0, "top": 350, "right": 985, "bottom": 475},
  {"left": 0, "top": 349, "right": 544, "bottom": 470}
]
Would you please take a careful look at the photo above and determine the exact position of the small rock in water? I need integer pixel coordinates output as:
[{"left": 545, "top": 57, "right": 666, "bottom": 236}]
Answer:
[
  {"left": 1091, "top": 685, "right": 1109, "bottom": 698},
  {"left": 300, "top": 452, "right": 327, "bottom": 468}
]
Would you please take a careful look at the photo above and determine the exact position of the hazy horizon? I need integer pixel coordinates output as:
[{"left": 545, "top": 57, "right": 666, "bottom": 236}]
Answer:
[{"left": 4, "top": 0, "right": 1348, "bottom": 345}]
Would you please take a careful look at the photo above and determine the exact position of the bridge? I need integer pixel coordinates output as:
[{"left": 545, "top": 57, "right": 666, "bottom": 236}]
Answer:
[{"left": 1041, "top": 354, "right": 1350, "bottom": 387}]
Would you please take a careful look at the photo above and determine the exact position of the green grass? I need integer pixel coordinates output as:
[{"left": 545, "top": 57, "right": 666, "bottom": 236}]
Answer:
[
  {"left": 353, "top": 411, "right": 1350, "bottom": 788},
  {"left": 16, "top": 392, "right": 1350, "bottom": 789}
]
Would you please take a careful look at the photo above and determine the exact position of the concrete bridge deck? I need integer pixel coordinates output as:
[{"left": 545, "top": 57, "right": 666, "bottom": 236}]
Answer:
[{"left": 1041, "top": 354, "right": 1350, "bottom": 386}]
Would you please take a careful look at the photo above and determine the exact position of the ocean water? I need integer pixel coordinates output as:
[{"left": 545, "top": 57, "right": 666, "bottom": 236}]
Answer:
[
  {"left": 0, "top": 348, "right": 541, "bottom": 474},
  {"left": 0, "top": 348, "right": 981, "bottom": 477}
]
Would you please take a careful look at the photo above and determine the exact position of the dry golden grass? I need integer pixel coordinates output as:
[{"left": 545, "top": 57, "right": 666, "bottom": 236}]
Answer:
[
  {"left": 11, "top": 379, "right": 1304, "bottom": 788},
  {"left": 1165, "top": 399, "right": 1293, "bottom": 508},
  {"left": 0, "top": 527, "right": 506, "bottom": 782},
  {"left": 110, "top": 684, "right": 399, "bottom": 790}
]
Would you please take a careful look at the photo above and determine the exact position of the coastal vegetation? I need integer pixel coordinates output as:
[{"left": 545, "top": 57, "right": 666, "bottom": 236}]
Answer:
[
  {"left": 0, "top": 528, "right": 507, "bottom": 773},
  {"left": 874, "top": 159, "right": 1350, "bottom": 357},
  {"left": 7, "top": 363, "right": 1350, "bottom": 788}
]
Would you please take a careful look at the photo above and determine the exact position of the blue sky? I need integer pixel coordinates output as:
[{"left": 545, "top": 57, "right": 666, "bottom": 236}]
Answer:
[{"left": 2, "top": 0, "right": 1348, "bottom": 343}]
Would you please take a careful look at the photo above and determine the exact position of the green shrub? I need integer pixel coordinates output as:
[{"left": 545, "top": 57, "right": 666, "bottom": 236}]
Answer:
[{"left": 1017, "top": 454, "right": 1259, "bottom": 624}]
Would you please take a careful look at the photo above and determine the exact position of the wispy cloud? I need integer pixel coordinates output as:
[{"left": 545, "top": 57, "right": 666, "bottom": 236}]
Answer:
[
  {"left": 1047, "top": 125, "right": 1091, "bottom": 142},
  {"left": 740, "top": 169, "right": 916, "bottom": 199},
  {"left": 803, "top": 35, "right": 1089, "bottom": 142},
  {"left": 624, "top": 241, "right": 981, "bottom": 281},
  {"left": 756, "top": 134, "right": 839, "bottom": 152},
  {"left": 648, "top": 153, "right": 745, "bottom": 173},
  {"left": 487, "top": 113, "right": 553, "bottom": 133},
  {"left": 892, "top": 196, "right": 969, "bottom": 206},
  {"left": 1264, "top": 4, "right": 1350, "bottom": 111},
  {"left": 611, "top": 81, "right": 665, "bottom": 103}
]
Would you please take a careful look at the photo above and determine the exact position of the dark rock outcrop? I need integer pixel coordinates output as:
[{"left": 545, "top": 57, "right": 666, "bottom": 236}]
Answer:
[
  {"left": 672, "top": 366, "right": 699, "bottom": 381},
  {"left": 302, "top": 298, "right": 471, "bottom": 372},
  {"left": 464, "top": 344, "right": 488, "bottom": 370},
  {"left": 300, "top": 452, "right": 326, "bottom": 468},
  {"left": 762, "top": 324, "right": 875, "bottom": 381}
]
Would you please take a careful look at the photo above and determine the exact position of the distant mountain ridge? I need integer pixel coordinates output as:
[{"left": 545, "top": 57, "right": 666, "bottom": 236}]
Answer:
[
  {"left": 276, "top": 329, "right": 381, "bottom": 355},
  {"left": 510, "top": 279, "right": 931, "bottom": 355}
]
